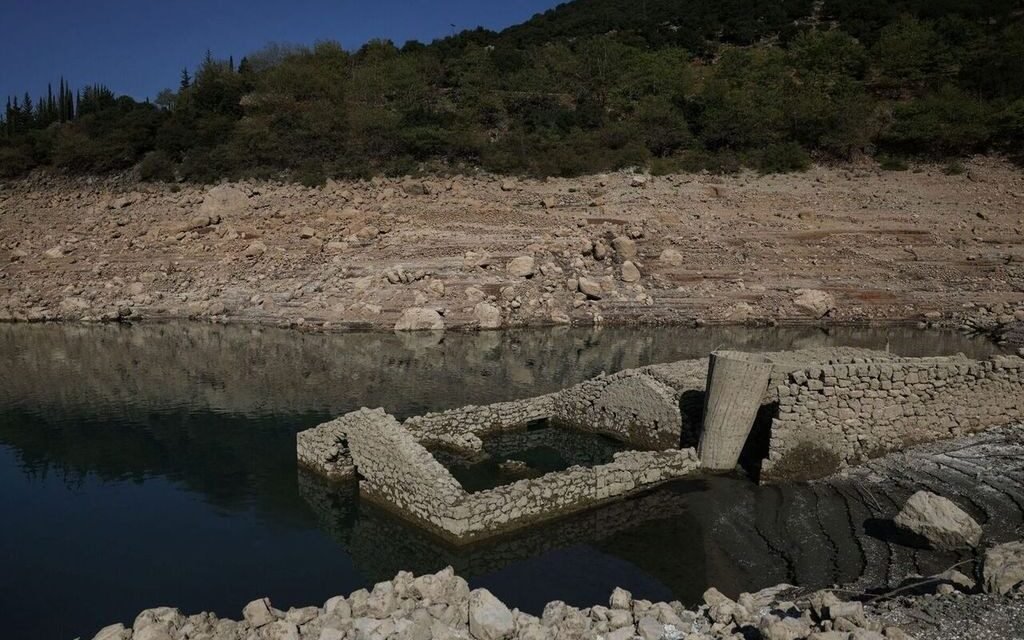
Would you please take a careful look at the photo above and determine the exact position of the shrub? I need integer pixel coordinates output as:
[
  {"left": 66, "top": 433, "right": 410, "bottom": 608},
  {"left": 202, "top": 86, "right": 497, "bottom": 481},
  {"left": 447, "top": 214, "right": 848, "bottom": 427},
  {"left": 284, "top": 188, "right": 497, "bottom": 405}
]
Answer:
[{"left": 138, "top": 151, "right": 176, "bottom": 182}]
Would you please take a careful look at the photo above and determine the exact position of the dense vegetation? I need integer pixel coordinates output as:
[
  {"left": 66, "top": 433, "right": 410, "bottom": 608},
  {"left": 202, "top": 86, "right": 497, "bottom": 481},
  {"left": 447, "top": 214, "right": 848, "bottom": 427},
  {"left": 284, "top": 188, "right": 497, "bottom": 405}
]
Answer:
[{"left": 2, "top": 0, "right": 1023, "bottom": 182}]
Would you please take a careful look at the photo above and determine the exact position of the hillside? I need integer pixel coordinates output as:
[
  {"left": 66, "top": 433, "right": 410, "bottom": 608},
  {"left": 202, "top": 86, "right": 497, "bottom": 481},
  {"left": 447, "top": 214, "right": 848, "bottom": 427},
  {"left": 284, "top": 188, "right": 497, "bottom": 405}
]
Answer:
[{"left": 1, "top": 0, "right": 1022, "bottom": 182}]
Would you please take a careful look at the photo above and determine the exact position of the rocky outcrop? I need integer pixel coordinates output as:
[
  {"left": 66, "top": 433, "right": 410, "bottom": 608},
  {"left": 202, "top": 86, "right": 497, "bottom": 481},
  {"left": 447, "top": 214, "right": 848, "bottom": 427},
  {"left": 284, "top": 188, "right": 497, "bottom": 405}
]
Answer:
[{"left": 894, "top": 491, "right": 982, "bottom": 550}]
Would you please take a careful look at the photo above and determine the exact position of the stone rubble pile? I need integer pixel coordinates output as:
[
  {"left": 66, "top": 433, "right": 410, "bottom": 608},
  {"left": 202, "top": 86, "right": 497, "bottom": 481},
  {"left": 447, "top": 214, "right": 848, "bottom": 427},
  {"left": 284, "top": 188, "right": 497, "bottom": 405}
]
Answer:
[{"left": 90, "top": 538, "right": 1024, "bottom": 640}]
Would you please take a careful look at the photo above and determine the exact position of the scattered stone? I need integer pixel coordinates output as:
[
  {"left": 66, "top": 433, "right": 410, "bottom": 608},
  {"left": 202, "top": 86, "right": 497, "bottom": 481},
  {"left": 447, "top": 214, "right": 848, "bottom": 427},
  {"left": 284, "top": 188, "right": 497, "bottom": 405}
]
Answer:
[
  {"left": 299, "top": 226, "right": 316, "bottom": 239},
  {"left": 894, "top": 491, "right": 982, "bottom": 550}
]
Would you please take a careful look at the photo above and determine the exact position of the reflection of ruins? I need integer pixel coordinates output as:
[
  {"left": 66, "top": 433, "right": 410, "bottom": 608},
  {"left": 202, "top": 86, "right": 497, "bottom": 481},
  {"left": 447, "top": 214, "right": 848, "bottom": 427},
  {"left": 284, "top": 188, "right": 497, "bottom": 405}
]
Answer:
[{"left": 299, "top": 424, "right": 1024, "bottom": 606}]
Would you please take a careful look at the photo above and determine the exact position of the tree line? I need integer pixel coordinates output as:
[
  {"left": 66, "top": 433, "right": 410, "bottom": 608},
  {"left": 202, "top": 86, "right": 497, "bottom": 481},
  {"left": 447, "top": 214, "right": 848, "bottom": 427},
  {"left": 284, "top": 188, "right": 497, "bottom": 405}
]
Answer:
[{"left": 1, "top": 0, "right": 1022, "bottom": 182}]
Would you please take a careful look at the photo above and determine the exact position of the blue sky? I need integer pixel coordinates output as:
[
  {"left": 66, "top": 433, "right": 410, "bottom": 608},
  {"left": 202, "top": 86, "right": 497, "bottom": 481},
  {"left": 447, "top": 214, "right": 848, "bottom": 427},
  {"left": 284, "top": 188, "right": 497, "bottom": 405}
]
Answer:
[{"left": 0, "top": 0, "right": 561, "bottom": 102}]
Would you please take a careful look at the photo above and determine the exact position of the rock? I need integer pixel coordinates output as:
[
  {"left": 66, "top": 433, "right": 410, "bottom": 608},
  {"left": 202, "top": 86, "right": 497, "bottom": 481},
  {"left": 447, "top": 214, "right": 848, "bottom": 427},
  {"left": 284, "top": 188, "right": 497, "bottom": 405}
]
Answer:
[
  {"left": 659, "top": 248, "right": 683, "bottom": 266},
  {"left": 635, "top": 616, "right": 665, "bottom": 640},
  {"left": 621, "top": 261, "right": 641, "bottom": 283},
  {"left": 299, "top": 226, "right": 316, "bottom": 239},
  {"left": 500, "top": 180, "right": 516, "bottom": 192},
  {"left": 200, "top": 184, "right": 249, "bottom": 216},
  {"left": 793, "top": 289, "right": 836, "bottom": 318},
  {"left": 593, "top": 241, "right": 609, "bottom": 260},
  {"left": 609, "top": 587, "right": 632, "bottom": 610},
  {"left": 760, "top": 617, "right": 812, "bottom": 640},
  {"left": 578, "top": 277, "right": 603, "bottom": 300},
  {"left": 507, "top": 256, "right": 536, "bottom": 278},
  {"left": 611, "top": 236, "right": 637, "bottom": 259},
  {"left": 630, "top": 175, "right": 649, "bottom": 188},
  {"left": 92, "top": 623, "right": 131, "bottom": 640},
  {"left": 244, "top": 241, "right": 267, "bottom": 257},
  {"left": 468, "top": 588, "right": 514, "bottom": 640},
  {"left": 983, "top": 540, "right": 1024, "bottom": 594},
  {"left": 894, "top": 491, "right": 982, "bottom": 550},
  {"left": 263, "top": 620, "right": 300, "bottom": 640},
  {"left": 394, "top": 308, "right": 445, "bottom": 332},
  {"left": 366, "top": 581, "right": 396, "bottom": 618},
  {"left": 474, "top": 302, "right": 502, "bottom": 329},
  {"left": 43, "top": 246, "right": 65, "bottom": 259},
  {"left": 243, "top": 597, "right": 277, "bottom": 628}
]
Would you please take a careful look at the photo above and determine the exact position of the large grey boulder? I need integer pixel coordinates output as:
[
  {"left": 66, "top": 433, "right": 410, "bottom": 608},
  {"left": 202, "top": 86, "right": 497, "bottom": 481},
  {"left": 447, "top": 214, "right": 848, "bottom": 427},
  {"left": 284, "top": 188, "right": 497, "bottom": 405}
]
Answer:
[
  {"left": 983, "top": 540, "right": 1024, "bottom": 595},
  {"left": 394, "top": 307, "right": 445, "bottom": 332},
  {"left": 894, "top": 491, "right": 982, "bottom": 550},
  {"left": 468, "top": 588, "right": 514, "bottom": 640}
]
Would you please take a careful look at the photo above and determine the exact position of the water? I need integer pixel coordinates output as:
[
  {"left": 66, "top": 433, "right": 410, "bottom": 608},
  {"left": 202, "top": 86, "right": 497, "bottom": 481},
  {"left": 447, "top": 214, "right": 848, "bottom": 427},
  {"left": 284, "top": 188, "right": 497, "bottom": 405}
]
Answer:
[{"left": 0, "top": 323, "right": 1009, "bottom": 639}]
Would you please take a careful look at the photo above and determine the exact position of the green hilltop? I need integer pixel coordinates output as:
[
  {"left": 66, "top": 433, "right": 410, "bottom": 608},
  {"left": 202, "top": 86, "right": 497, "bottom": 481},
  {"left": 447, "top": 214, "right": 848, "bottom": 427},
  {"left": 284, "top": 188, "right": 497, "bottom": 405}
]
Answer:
[{"left": 2, "top": 0, "right": 1022, "bottom": 182}]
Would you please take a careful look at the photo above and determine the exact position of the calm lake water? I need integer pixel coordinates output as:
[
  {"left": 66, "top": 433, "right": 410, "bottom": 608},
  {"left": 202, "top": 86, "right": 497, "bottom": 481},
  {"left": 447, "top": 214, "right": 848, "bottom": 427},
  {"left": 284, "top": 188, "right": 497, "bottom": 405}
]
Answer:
[{"left": 0, "top": 323, "right": 1009, "bottom": 639}]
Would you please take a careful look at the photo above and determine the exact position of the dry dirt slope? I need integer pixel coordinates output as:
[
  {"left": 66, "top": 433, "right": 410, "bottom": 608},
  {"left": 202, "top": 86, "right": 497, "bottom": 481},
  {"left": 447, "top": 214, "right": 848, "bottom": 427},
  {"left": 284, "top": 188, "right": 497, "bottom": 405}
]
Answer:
[{"left": 1, "top": 159, "right": 1022, "bottom": 332}]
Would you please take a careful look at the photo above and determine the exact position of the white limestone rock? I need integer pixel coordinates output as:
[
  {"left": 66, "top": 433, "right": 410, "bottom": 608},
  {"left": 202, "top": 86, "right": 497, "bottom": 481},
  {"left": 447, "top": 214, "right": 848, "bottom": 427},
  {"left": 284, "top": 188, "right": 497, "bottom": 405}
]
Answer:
[
  {"left": 507, "top": 256, "right": 536, "bottom": 278},
  {"left": 894, "top": 491, "right": 982, "bottom": 550},
  {"left": 469, "top": 588, "right": 514, "bottom": 640}
]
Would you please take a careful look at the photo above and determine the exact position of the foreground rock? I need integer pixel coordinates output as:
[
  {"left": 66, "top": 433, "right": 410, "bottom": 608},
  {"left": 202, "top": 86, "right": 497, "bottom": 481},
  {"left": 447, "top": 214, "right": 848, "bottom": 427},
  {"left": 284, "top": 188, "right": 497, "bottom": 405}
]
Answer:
[
  {"left": 92, "top": 564, "right": 933, "bottom": 640},
  {"left": 984, "top": 541, "right": 1024, "bottom": 595},
  {"left": 894, "top": 491, "right": 983, "bottom": 550}
]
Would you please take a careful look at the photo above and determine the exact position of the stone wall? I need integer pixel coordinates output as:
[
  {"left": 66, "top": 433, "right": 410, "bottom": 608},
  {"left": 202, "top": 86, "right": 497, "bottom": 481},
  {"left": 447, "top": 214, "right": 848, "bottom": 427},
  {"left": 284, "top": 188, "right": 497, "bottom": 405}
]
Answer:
[
  {"left": 455, "top": 449, "right": 700, "bottom": 540},
  {"left": 550, "top": 372, "right": 684, "bottom": 449},
  {"left": 764, "top": 354, "right": 1024, "bottom": 480},
  {"left": 403, "top": 395, "right": 557, "bottom": 455},
  {"left": 296, "top": 418, "right": 354, "bottom": 481},
  {"left": 335, "top": 407, "right": 701, "bottom": 543},
  {"left": 341, "top": 408, "right": 467, "bottom": 535}
]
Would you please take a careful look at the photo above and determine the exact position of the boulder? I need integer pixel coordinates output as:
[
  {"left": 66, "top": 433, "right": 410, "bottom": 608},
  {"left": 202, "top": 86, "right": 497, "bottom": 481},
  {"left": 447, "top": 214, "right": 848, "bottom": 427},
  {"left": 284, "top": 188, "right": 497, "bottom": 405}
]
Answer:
[
  {"left": 468, "top": 588, "right": 514, "bottom": 640},
  {"left": 474, "top": 302, "right": 502, "bottom": 330},
  {"left": 983, "top": 540, "right": 1024, "bottom": 595},
  {"left": 507, "top": 256, "right": 536, "bottom": 278},
  {"left": 394, "top": 308, "right": 445, "bottom": 332},
  {"left": 621, "top": 261, "right": 641, "bottom": 282},
  {"left": 200, "top": 184, "right": 249, "bottom": 216},
  {"left": 894, "top": 491, "right": 982, "bottom": 550},
  {"left": 611, "top": 236, "right": 637, "bottom": 259},
  {"left": 793, "top": 289, "right": 836, "bottom": 319}
]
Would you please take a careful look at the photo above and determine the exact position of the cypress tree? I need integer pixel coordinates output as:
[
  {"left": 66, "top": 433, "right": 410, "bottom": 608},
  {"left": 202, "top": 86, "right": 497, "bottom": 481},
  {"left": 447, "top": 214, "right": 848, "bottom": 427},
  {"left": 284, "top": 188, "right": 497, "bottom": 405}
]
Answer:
[{"left": 180, "top": 68, "right": 192, "bottom": 90}]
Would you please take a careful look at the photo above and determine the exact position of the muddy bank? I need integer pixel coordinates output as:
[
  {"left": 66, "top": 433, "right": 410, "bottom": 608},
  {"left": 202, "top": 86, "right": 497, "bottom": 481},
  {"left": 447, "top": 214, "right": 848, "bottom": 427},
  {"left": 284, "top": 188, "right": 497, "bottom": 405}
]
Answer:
[{"left": 2, "top": 160, "right": 1023, "bottom": 333}]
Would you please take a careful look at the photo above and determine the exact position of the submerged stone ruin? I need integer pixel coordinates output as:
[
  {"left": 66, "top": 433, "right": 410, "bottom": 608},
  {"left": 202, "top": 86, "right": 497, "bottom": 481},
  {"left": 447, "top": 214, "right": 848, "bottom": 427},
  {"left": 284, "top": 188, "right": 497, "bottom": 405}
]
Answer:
[{"left": 297, "top": 347, "right": 1024, "bottom": 543}]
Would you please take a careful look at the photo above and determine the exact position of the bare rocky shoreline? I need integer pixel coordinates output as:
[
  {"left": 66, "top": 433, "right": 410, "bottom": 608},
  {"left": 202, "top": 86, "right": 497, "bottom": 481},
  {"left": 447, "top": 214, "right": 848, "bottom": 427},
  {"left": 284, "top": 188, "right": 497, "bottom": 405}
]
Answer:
[{"left": 2, "top": 160, "right": 1023, "bottom": 336}]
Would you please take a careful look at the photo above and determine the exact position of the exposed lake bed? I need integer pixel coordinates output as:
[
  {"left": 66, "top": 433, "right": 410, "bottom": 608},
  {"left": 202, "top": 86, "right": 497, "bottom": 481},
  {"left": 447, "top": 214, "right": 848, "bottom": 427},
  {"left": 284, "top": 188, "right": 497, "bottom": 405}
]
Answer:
[{"left": 0, "top": 323, "right": 1020, "bottom": 638}]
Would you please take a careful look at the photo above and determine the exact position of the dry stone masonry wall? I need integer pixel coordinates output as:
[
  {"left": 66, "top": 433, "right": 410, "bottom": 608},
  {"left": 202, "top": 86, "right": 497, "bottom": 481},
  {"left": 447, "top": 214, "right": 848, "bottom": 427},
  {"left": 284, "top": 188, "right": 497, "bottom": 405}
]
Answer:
[{"left": 764, "top": 354, "right": 1024, "bottom": 480}]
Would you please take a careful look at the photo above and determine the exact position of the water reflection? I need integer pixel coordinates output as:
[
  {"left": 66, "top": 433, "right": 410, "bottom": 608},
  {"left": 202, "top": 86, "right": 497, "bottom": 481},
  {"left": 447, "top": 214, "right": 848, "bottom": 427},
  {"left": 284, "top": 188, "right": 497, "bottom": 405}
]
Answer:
[{"left": 0, "top": 323, "right": 1009, "bottom": 639}]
